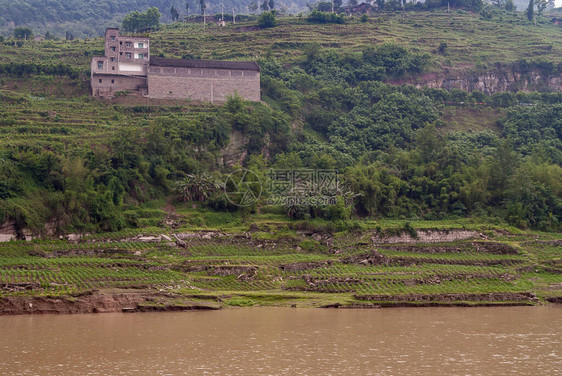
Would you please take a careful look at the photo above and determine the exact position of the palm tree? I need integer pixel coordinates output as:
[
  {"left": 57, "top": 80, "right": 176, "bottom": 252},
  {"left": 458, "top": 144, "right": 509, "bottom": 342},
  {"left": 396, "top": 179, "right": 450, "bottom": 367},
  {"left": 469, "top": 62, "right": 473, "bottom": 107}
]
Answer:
[{"left": 176, "top": 174, "right": 223, "bottom": 202}]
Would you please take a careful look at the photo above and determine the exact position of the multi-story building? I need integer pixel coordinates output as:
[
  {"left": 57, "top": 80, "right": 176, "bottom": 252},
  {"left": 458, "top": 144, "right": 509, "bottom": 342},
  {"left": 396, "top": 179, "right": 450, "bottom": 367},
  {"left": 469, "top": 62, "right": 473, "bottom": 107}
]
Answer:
[{"left": 90, "top": 28, "right": 260, "bottom": 103}]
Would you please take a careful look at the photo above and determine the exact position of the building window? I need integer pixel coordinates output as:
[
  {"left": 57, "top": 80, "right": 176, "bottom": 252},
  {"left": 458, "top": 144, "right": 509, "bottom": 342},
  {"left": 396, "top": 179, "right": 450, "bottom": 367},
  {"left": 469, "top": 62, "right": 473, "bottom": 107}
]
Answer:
[
  {"left": 138, "top": 53, "right": 145, "bottom": 59},
  {"left": 138, "top": 42, "right": 144, "bottom": 48},
  {"left": 110, "top": 46, "right": 116, "bottom": 52},
  {"left": 126, "top": 53, "right": 132, "bottom": 59},
  {"left": 126, "top": 42, "right": 132, "bottom": 48},
  {"left": 110, "top": 57, "right": 116, "bottom": 62},
  {"left": 111, "top": 79, "right": 114, "bottom": 84},
  {"left": 110, "top": 36, "right": 115, "bottom": 40},
  {"left": 112, "top": 67, "right": 115, "bottom": 70},
  {"left": 97, "top": 61, "right": 103, "bottom": 70},
  {"left": 99, "top": 79, "right": 102, "bottom": 83}
]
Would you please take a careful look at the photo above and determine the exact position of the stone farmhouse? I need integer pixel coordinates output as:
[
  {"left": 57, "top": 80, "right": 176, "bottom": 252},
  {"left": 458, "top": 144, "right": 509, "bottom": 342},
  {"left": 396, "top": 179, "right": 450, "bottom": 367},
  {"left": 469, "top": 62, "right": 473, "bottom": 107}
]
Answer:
[{"left": 90, "top": 28, "right": 260, "bottom": 102}]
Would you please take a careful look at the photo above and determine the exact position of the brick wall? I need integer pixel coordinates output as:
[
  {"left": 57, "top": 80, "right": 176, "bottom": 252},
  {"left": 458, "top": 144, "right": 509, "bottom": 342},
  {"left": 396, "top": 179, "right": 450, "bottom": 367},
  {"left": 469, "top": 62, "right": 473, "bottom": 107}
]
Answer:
[{"left": 147, "top": 68, "right": 260, "bottom": 102}]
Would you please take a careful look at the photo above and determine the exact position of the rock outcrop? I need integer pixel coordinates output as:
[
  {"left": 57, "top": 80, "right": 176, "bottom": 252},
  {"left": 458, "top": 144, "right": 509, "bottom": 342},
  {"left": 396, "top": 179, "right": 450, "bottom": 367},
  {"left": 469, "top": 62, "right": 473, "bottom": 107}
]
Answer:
[{"left": 391, "top": 66, "right": 562, "bottom": 94}]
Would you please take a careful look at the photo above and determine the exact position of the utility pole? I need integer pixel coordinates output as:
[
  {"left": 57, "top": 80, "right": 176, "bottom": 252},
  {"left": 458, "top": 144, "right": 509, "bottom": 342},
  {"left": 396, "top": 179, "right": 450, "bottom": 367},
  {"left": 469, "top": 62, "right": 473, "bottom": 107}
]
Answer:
[
  {"left": 221, "top": 3, "right": 224, "bottom": 22},
  {"left": 233, "top": 7, "right": 236, "bottom": 24},
  {"left": 203, "top": 7, "right": 206, "bottom": 28},
  {"left": 332, "top": 0, "right": 334, "bottom": 13}
]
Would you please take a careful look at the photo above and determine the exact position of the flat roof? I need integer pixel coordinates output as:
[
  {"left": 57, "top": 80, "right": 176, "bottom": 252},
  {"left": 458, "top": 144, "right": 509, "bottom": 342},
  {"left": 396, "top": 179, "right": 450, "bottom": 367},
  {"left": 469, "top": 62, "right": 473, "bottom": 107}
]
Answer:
[{"left": 150, "top": 58, "right": 260, "bottom": 71}]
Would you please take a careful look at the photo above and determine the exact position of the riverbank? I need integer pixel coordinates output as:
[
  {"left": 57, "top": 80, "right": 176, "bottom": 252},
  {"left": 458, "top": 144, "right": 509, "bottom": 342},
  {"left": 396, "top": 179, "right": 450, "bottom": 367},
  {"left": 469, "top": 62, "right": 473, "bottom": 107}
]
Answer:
[
  {"left": 1, "top": 221, "right": 560, "bottom": 315},
  {"left": 1, "top": 289, "right": 554, "bottom": 315}
]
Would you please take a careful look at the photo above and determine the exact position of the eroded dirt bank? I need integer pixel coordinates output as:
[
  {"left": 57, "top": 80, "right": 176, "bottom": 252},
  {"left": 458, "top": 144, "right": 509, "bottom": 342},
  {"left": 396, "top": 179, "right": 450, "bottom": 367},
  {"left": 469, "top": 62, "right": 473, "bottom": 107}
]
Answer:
[
  {"left": 2, "top": 291, "right": 559, "bottom": 315},
  {"left": 0, "top": 291, "right": 220, "bottom": 315}
]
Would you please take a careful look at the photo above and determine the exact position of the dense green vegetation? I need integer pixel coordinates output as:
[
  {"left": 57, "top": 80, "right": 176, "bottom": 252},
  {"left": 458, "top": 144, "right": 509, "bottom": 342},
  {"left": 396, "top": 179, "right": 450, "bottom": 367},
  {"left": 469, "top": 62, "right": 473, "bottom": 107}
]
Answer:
[{"left": 122, "top": 7, "right": 162, "bottom": 33}]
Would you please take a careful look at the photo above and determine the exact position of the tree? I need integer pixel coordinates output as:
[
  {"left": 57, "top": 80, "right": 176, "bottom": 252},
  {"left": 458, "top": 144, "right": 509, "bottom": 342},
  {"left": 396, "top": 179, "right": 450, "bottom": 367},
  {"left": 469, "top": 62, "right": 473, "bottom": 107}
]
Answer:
[
  {"left": 171, "top": 6, "right": 179, "bottom": 21},
  {"left": 505, "top": 0, "right": 515, "bottom": 10},
  {"left": 176, "top": 174, "right": 222, "bottom": 202},
  {"left": 186, "top": 2, "right": 190, "bottom": 16},
  {"left": 249, "top": 1, "right": 258, "bottom": 13},
  {"left": 535, "top": 0, "right": 549, "bottom": 16},
  {"left": 261, "top": 0, "right": 270, "bottom": 11},
  {"left": 488, "top": 139, "right": 518, "bottom": 202},
  {"left": 526, "top": 0, "right": 535, "bottom": 22},
  {"left": 258, "top": 11, "right": 277, "bottom": 27},
  {"left": 122, "top": 7, "right": 161, "bottom": 32},
  {"left": 200, "top": 0, "right": 206, "bottom": 14},
  {"left": 13, "top": 27, "right": 33, "bottom": 40},
  {"left": 376, "top": 0, "right": 385, "bottom": 10},
  {"left": 269, "top": 0, "right": 275, "bottom": 10},
  {"left": 146, "top": 7, "right": 162, "bottom": 29},
  {"left": 471, "top": 0, "right": 483, "bottom": 12},
  {"left": 349, "top": 0, "right": 358, "bottom": 6}
]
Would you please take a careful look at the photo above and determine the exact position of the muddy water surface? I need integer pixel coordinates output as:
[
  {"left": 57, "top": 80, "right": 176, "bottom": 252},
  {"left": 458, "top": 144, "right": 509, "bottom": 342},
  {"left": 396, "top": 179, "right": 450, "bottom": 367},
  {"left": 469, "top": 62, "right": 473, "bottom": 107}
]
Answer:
[{"left": 0, "top": 306, "right": 560, "bottom": 375}]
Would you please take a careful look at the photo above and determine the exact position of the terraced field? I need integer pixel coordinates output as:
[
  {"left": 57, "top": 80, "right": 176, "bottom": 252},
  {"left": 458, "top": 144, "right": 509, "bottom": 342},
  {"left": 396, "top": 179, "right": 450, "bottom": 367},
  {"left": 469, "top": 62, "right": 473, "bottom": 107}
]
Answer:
[
  {"left": 0, "top": 83, "right": 218, "bottom": 152},
  {"left": 1, "top": 225, "right": 560, "bottom": 311},
  {"left": 1, "top": 12, "right": 561, "bottom": 70}
]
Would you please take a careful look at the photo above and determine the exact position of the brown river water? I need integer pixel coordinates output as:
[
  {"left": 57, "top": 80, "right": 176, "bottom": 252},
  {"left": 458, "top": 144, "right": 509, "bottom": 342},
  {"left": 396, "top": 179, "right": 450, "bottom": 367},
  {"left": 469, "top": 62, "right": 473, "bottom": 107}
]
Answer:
[{"left": 0, "top": 306, "right": 560, "bottom": 375}]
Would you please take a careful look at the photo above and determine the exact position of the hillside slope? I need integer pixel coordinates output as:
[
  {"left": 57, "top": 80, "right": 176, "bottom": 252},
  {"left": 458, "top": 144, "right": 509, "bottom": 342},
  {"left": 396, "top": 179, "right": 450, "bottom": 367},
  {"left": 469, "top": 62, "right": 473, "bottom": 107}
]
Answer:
[
  {"left": 0, "top": 13, "right": 560, "bottom": 234},
  {"left": 1, "top": 13, "right": 561, "bottom": 70}
]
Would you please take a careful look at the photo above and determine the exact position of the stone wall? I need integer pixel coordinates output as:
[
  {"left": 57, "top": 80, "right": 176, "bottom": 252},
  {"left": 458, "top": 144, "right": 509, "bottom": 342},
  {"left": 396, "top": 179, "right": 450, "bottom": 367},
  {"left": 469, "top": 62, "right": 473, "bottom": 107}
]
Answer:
[
  {"left": 0, "top": 221, "right": 17, "bottom": 242},
  {"left": 373, "top": 229, "right": 482, "bottom": 244},
  {"left": 147, "top": 68, "right": 260, "bottom": 102},
  {"left": 91, "top": 74, "right": 147, "bottom": 96}
]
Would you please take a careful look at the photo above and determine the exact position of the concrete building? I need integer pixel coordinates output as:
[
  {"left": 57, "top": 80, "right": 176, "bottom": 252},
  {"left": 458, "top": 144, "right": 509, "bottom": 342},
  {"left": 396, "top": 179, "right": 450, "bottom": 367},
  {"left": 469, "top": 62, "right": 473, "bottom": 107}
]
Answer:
[{"left": 90, "top": 28, "right": 260, "bottom": 103}]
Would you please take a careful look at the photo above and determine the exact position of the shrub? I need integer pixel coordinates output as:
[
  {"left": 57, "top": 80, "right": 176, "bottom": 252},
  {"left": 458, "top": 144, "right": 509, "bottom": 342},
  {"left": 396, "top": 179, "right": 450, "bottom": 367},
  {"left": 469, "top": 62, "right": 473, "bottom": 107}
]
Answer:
[
  {"left": 307, "top": 11, "right": 345, "bottom": 24},
  {"left": 13, "top": 27, "right": 33, "bottom": 40},
  {"left": 258, "top": 12, "right": 277, "bottom": 28}
]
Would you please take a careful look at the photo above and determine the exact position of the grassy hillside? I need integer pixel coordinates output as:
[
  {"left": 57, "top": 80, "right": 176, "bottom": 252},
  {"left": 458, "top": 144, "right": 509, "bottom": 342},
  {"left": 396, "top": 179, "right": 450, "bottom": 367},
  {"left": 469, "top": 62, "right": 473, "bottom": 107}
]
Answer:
[
  {"left": 1, "top": 12, "right": 561, "bottom": 69},
  {"left": 1, "top": 12, "right": 561, "bottom": 232}
]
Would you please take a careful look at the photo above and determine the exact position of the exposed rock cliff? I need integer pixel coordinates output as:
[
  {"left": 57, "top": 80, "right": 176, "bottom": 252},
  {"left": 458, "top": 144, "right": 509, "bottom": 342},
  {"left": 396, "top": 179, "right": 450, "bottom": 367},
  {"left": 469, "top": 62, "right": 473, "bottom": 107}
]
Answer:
[{"left": 391, "top": 65, "right": 562, "bottom": 94}]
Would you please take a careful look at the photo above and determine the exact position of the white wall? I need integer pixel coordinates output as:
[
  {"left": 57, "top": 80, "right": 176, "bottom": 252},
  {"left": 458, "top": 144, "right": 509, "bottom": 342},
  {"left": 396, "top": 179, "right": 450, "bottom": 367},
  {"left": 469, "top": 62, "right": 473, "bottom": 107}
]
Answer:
[{"left": 119, "top": 63, "right": 143, "bottom": 72}]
